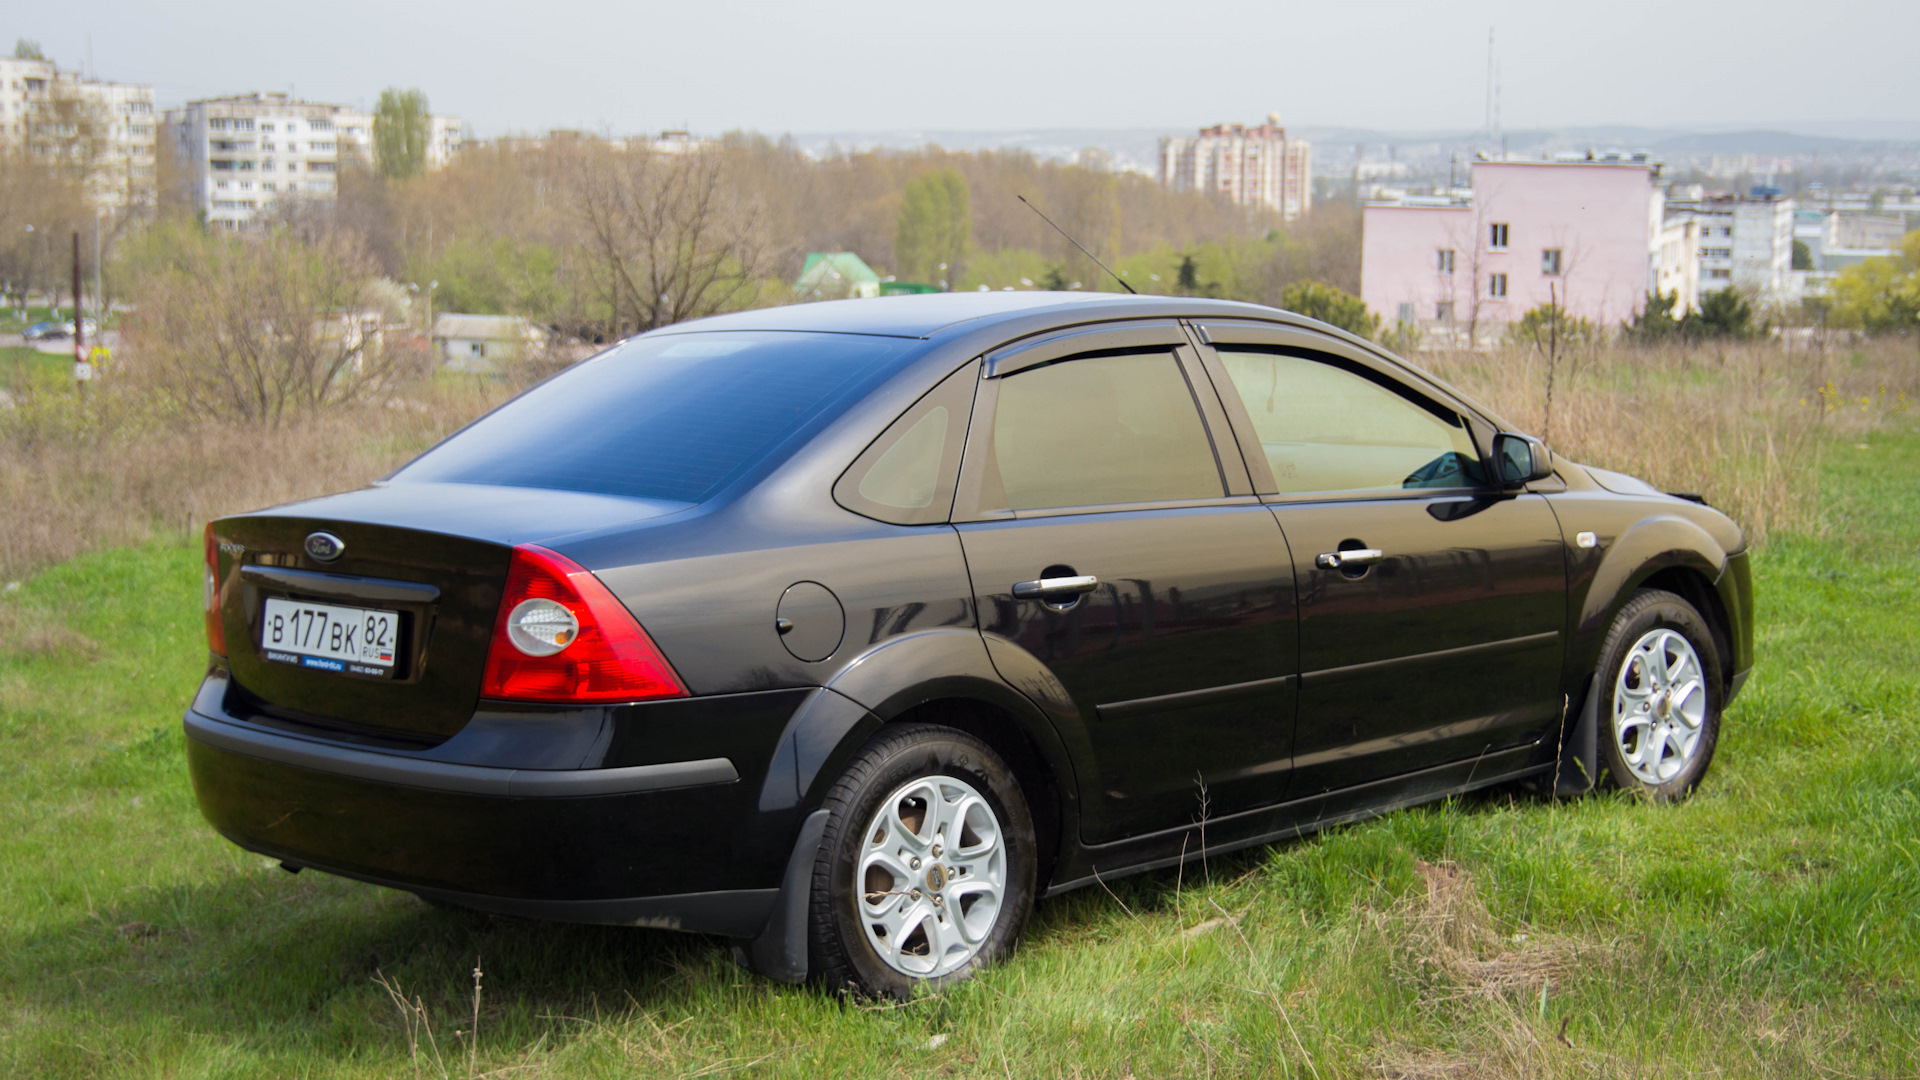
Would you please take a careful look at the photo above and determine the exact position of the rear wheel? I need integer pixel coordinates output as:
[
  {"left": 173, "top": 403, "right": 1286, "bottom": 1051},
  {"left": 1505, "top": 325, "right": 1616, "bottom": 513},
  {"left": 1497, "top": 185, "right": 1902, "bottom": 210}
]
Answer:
[
  {"left": 1594, "top": 589, "right": 1723, "bottom": 799},
  {"left": 808, "top": 723, "right": 1036, "bottom": 999}
]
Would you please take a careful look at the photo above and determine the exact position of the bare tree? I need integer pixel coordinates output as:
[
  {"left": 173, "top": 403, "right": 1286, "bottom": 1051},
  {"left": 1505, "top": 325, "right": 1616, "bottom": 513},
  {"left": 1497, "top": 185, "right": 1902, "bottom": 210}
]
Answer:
[
  {"left": 561, "top": 143, "right": 767, "bottom": 338},
  {"left": 126, "top": 225, "right": 418, "bottom": 424}
]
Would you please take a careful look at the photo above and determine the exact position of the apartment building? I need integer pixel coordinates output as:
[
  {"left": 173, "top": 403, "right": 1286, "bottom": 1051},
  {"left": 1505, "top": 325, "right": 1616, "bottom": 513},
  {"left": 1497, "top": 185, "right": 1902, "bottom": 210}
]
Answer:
[
  {"left": 1666, "top": 187, "right": 1795, "bottom": 304},
  {"left": 1361, "top": 153, "right": 1693, "bottom": 341},
  {"left": 166, "top": 92, "right": 462, "bottom": 227},
  {"left": 1159, "top": 114, "right": 1313, "bottom": 221},
  {"left": 0, "top": 56, "right": 157, "bottom": 212}
]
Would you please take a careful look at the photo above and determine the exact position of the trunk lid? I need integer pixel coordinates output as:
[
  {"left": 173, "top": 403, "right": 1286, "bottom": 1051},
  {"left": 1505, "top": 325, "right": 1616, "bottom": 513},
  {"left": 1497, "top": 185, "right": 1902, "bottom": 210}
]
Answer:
[{"left": 209, "top": 483, "right": 690, "bottom": 743}]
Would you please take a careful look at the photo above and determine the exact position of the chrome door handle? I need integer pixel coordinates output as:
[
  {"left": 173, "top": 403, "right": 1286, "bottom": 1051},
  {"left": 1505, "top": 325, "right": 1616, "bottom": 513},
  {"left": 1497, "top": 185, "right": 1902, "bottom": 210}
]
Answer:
[
  {"left": 1012, "top": 574, "right": 1100, "bottom": 601},
  {"left": 1315, "top": 549, "right": 1383, "bottom": 570}
]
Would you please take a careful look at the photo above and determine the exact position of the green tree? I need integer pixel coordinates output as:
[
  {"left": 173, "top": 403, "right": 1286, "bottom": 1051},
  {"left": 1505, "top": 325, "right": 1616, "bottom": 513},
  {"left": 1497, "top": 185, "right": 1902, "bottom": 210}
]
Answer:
[
  {"left": 12, "top": 39, "right": 44, "bottom": 60},
  {"left": 1827, "top": 232, "right": 1920, "bottom": 332},
  {"left": 1688, "top": 287, "right": 1757, "bottom": 339},
  {"left": 372, "top": 88, "right": 431, "bottom": 182},
  {"left": 1792, "top": 238, "right": 1813, "bottom": 271},
  {"left": 1176, "top": 254, "right": 1199, "bottom": 294},
  {"left": 1625, "top": 289, "right": 1683, "bottom": 343},
  {"left": 1279, "top": 280, "right": 1379, "bottom": 340},
  {"left": 893, "top": 168, "right": 970, "bottom": 288}
]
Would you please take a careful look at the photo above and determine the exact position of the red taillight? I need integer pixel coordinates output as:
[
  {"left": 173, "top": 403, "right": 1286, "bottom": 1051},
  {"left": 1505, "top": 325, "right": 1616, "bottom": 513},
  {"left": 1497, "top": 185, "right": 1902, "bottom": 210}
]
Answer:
[
  {"left": 479, "top": 545, "right": 686, "bottom": 704},
  {"left": 203, "top": 522, "right": 227, "bottom": 657}
]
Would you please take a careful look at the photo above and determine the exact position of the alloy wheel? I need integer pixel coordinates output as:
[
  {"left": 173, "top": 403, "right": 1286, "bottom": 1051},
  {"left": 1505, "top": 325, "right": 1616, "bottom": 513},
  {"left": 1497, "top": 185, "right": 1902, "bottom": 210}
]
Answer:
[
  {"left": 1611, "top": 628, "right": 1709, "bottom": 785},
  {"left": 855, "top": 774, "right": 1007, "bottom": 978}
]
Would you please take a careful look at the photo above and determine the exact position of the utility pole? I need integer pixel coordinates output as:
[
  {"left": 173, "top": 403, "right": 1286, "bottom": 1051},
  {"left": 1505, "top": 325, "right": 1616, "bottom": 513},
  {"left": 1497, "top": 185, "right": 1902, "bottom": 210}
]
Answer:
[
  {"left": 93, "top": 211, "right": 103, "bottom": 322},
  {"left": 72, "top": 231, "right": 90, "bottom": 395}
]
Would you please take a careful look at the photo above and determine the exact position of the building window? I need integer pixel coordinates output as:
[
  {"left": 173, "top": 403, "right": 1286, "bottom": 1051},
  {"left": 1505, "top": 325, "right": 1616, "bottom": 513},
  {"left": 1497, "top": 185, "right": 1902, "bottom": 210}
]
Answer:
[
  {"left": 1436, "top": 249, "right": 1455, "bottom": 274},
  {"left": 1489, "top": 273, "right": 1508, "bottom": 298},
  {"left": 1541, "top": 249, "right": 1563, "bottom": 276},
  {"left": 1436, "top": 302, "right": 1455, "bottom": 322},
  {"left": 1396, "top": 303, "right": 1415, "bottom": 325},
  {"left": 1708, "top": 268, "right": 1732, "bottom": 280},
  {"left": 1489, "top": 223, "right": 1509, "bottom": 249}
]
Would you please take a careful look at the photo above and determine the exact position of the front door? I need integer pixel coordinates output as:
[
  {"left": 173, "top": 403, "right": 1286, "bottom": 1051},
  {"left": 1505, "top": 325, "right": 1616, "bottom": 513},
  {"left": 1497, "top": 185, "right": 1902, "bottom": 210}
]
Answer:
[
  {"left": 954, "top": 334, "right": 1298, "bottom": 844},
  {"left": 1200, "top": 340, "right": 1567, "bottom": 796}
]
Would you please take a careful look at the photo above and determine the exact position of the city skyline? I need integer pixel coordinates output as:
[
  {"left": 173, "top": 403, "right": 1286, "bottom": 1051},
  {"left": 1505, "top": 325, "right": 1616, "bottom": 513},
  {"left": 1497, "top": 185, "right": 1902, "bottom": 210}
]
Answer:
[{"left": 17, "top": 0, "right": 1920, "bottom": 141}]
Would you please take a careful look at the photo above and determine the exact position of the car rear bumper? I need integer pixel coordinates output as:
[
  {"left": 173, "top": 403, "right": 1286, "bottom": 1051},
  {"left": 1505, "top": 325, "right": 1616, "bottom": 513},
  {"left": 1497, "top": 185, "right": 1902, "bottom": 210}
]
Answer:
[{"left": 183, "top": 675, "right": 815, "bottom": 937}]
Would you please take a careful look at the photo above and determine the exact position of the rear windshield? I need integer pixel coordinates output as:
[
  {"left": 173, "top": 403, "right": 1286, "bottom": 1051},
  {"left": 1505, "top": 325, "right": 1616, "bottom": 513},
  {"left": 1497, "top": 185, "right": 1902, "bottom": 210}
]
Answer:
[{"left": 392, "top": 331, "right": 919, "bottom": 503}]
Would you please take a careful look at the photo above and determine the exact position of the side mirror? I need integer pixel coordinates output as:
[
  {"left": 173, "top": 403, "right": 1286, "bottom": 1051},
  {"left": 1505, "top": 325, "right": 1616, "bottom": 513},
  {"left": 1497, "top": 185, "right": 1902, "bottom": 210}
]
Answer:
[{"left": 1493, "top": 432, "right": 1553, "bottom": 486}]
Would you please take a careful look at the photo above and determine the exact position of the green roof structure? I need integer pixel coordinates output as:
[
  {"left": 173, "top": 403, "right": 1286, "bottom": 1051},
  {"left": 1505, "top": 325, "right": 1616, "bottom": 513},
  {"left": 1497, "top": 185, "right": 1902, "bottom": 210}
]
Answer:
[{"left": 795, "top": 252, "right": 882, "bottom": 301}]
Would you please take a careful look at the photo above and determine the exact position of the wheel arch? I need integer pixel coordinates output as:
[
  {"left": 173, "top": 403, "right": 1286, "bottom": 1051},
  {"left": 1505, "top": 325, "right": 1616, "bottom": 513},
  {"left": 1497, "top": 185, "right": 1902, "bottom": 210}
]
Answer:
[
  {"left": 1571, "top": 514, "right": 1733, "bottom": 698},
  {"left": 791, "top": 628, "right": 1081, "bottom": 887}
]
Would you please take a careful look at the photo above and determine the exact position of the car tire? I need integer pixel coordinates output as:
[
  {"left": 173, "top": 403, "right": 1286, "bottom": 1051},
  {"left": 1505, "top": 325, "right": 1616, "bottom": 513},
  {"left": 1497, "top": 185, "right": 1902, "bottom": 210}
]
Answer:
[
  {"left": 807, "top": 722, "right": 1036, "bottom": 999},
  {"left": 1593, "top": 588, "right": 1723, "bottom": 800}
]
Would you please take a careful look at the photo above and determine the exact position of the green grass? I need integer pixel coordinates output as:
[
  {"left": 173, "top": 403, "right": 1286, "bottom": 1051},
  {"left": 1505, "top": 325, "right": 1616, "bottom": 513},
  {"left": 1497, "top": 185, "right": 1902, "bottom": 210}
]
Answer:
[
  {"left": 1, "top": 433, "right": 1917, "bottom": 1078},
  {"left": 0, "top": 344, "right": 73, "bottom": 387}
]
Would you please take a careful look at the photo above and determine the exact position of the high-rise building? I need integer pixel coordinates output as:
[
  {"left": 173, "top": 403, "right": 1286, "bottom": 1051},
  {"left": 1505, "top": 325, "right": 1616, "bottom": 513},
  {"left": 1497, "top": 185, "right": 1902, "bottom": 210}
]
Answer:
[
  {"left": 164, "top": 92, "right": 462, "bottom": 228},
  {"left": 0, "top": 56, "right": 157, "bottom": 213},
  {"left": 1159, "top": 114, "right": 1313, "bottom": 221}
]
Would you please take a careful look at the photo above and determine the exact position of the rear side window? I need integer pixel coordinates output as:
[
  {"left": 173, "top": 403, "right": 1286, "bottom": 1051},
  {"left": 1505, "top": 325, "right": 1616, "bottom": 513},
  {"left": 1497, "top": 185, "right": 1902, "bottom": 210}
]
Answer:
[
  {"left": 834, "top": 360, "right": 977, "bottom": 525},
  {"left": 394, "top": 332, "right": 917, "bottom": 503},
  {"left": 1215, "top": 350, "right": 1484, "bottom": 494},
  {"left": 987, "top": 352, "right": 1223, "bottom": 511}
]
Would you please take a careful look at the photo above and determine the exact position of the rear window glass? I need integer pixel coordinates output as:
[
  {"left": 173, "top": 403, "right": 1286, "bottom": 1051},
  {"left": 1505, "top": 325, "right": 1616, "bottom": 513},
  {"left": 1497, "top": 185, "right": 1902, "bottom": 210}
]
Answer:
[{"left": 393, "top": 331, "right": 918, "bottom": 503}]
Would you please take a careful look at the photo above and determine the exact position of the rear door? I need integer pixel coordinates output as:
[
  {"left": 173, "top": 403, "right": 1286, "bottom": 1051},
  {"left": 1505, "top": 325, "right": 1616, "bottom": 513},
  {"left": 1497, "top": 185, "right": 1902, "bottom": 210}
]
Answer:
[
  {"left": 953, "top": 322, "right": 1298, "bottom": 844},
  {"left": 1193, "top": 321, "right": 1567, "bottom": 796}
]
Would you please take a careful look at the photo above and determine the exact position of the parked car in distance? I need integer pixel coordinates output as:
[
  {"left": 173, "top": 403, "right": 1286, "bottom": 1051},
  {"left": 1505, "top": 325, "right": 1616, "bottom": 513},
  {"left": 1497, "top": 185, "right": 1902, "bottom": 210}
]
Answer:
[
  {"left": 184, "top": 292, "right": 1753, "bottom": 998},
  {"left": 22, "top": 318, "right": 97, "bottom": 341}
]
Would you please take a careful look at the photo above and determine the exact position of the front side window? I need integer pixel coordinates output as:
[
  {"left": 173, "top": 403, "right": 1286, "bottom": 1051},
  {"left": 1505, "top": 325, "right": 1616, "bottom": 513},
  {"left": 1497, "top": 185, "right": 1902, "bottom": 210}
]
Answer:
[
  {"left": 1216, "top": 350, "right": 1485, "bottom": 495},
  {"left": 986, "top": 352, "right": 1222, "bottom": 511}
]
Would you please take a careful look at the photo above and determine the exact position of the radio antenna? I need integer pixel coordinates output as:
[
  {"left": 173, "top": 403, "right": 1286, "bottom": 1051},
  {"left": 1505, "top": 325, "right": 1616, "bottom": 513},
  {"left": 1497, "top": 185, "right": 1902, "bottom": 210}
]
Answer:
[{"left": 1017, "top": 194, "right": 1136, "bottom": 294}]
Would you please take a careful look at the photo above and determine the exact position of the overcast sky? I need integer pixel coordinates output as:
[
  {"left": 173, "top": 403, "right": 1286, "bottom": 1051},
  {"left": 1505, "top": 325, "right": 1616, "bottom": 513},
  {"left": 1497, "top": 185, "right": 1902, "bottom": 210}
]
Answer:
[{"left": 21, "top": 0, "right": 1920, "bottom": 138}]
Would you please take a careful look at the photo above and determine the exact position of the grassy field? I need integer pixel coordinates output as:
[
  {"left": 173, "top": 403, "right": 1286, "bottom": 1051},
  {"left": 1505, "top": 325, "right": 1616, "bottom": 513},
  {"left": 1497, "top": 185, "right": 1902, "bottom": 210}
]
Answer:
[{"left": 0, "top": 430, "right": 1916, "bottom": 1078}]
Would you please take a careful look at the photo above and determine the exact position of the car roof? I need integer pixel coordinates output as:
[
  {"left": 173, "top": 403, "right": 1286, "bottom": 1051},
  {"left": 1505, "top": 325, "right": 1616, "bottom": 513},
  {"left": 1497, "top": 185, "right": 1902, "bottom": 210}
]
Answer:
[{"left": 645, "top": 291, "right": 1304, "bottom": 340}]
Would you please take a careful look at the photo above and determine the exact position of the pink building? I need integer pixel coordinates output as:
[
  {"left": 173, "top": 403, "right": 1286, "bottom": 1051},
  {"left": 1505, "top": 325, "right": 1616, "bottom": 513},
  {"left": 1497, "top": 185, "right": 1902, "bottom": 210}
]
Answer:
[{"left": 1361, "top": 156, "right": 1695, "bottom": 341}]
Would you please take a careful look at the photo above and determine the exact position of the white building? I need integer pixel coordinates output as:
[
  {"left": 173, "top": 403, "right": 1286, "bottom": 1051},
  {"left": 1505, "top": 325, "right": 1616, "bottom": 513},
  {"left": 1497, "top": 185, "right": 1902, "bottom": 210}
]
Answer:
[
  {"left": 165, "top": 92, "right": 461, "bottom": 228},
  {"left": 427, "top": 114, "right": 464, "bottom": 169},
  {"left": 431, "top": 314, "right": 547, "bottom": 373},
  {"left": 0, "top": 56, "right": 156, "bottom": 212},
  {"left": 1159, "top": 114, "right": 1313, "bottom": 221},
  {"left": 1666, "top": 187, "right": 1795, "bottom": 304}
]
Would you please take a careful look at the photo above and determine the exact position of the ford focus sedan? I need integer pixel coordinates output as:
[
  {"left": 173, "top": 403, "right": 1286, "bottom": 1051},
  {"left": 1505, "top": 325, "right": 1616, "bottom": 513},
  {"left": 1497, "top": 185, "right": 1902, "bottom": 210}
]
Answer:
[{"left": 185, "top": 292, "right": 1752, "bottom": 998}]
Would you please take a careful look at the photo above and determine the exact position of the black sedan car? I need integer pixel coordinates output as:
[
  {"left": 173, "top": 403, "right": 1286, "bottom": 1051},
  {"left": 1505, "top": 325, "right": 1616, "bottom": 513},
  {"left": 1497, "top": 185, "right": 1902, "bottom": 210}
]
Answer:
[{"left": 186, "top": 293, "right": 1752, "bottom": 997}]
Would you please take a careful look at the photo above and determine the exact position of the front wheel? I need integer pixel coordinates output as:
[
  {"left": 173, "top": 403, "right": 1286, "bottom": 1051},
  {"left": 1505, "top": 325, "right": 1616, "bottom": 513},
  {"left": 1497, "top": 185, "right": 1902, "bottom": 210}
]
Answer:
[
  {"left": 807, "top": 723, "right": 1036, "bottom": 999},
  {"left": 1594, "top": 588, "right": 1724, "bottom": 799}
]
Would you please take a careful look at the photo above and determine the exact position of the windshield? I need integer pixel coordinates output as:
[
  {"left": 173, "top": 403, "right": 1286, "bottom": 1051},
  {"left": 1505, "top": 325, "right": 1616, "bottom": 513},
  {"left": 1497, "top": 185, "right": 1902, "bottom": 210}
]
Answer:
[{"left": 392, "top": 331, "right": 920, "bottom": 503}]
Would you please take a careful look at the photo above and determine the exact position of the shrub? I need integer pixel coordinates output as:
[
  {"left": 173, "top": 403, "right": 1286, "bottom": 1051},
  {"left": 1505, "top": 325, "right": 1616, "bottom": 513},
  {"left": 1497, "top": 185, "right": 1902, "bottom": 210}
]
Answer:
[
  {"left": 1506, "top": 302, "right": 1596, "bottom": 351},
  {"left": 1279, "top": 280, "right": 1379, "bottom": 341},
  {"left": 123, "top": 223, "right": 421, "bottom": 424}
]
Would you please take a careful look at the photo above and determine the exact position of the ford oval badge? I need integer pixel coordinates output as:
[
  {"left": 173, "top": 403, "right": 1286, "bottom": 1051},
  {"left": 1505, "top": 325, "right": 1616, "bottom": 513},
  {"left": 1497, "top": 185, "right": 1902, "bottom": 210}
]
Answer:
[{"left": 305, "top": 532, "right": 346, "bottom": 563}]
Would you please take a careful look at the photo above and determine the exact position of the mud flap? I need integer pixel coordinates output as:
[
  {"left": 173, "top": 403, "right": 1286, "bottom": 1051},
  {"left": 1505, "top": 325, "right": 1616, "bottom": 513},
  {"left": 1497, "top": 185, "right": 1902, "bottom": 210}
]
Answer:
[
  {"left": 1553, "top": 675, "right": 1601, "bottom": 795},
  {"left": 735, "top": 808, "right": 830, "bottom": 983}
]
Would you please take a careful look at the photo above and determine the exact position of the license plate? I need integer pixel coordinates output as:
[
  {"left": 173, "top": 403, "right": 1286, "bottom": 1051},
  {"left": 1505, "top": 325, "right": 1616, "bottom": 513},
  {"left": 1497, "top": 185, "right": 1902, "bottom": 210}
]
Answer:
[{"left": 260, "top": 597, "right": 400, "bottom": 677}]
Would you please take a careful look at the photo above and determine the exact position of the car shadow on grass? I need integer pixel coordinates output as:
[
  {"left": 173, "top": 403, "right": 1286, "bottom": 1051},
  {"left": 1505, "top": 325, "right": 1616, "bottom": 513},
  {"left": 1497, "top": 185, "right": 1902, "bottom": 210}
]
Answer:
[{"left": 1, "top": 780, "right": 1554, "bottom": 1070}]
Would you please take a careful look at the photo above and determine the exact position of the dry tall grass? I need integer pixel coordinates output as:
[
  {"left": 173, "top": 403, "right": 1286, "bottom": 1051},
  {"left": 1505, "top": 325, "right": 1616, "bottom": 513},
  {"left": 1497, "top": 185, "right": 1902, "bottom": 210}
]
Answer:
[
  {"left": 0, "top": 336, "right": 1913, "bottom": 582},
  {"left": 1422, "top": 335, "right": 1917, "bottom": 543},
  {"left": 0, "top": 379, "right": 513, "bottom": 582}
]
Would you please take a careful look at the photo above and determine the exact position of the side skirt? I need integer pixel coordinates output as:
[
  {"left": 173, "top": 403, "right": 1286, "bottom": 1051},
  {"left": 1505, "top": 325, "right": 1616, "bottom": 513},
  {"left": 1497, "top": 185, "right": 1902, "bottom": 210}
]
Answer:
[{"left": 1044, "top": 743, "right": 1551, "bottom": 897}]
